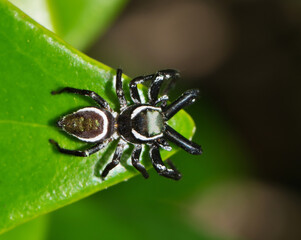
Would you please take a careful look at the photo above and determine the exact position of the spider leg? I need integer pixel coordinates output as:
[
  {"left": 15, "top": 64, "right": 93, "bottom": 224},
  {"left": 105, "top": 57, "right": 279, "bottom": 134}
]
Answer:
[
  {"left": 161, "top": 73, "right": 177, "bottom": 96},
  {"left": 129, "top": 69, "right": 180, "bottom": 104},
  {"left": 101, "top": 139, "right": 126, "bottom": 178},
  {"left": 156, "top": 138, "right": 172, "bottom": 151},
  {"left": 149, "top": 69, "right": 180, "bottom": 104},
  {"left": 131, "top": 145, "right": 149, "bottom": 179},
  {"left": 155, "top": 95, "right": 169, "bottom": 108},
  {"left": 116, "top": 68, "right": 128, "bottom": 110},
  {"left": 165, "top": 159, "right": 181, "bottom": 175},
  {"left": 163, "top": 89, "right": 200, "bottom": 120},
  {"left": 49, "top": 139, "right": 108, "bottom": 157},
  {"left": 149, "top": 144, "right": 182, "bottom": 180},
  {"left": 51, "top": 87, "right": 112, "bottom": 111},
  {"left": 164, "top": 125, "right": 202, "bottom": 155},
  {"left": 129, "top": 73, "right": 155, "bottom": 103}
]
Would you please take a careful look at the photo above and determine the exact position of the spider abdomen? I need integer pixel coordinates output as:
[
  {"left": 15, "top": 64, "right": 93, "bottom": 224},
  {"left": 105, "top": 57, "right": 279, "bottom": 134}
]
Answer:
[{"left": 58, "top": 107, "right": 115, "bottom": 142}]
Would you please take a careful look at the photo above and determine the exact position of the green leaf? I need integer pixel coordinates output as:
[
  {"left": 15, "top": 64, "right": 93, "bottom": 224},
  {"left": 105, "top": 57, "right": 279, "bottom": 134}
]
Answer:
[
  {"left": 0, "top": 1, "right": 196, "bottom": 234},
  {"left": 9, "top": 0, "right": 128, "bottom": 50},
  {"left": 28, "top": 102, "right": 249, "bottom": 240},
  {"left": 0, "top": 216, "right": 49, "bottom": 240}
]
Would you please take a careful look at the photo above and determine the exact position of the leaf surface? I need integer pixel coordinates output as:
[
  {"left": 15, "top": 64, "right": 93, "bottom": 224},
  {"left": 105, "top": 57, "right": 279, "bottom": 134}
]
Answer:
[
  {"left": 0, "top": 1, "right": 196, "bottom": 234},
  {"left": 9, "top": 0, "right": 128, "bottom": 50}
]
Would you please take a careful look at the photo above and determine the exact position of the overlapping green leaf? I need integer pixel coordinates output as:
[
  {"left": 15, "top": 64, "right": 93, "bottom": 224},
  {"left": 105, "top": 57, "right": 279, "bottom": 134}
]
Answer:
[
  {"left": 0, "top": 1, "right": 195, "bottom": 234},
  {"left": 9, "top": 0, "right": 128, "bottom": 50}
]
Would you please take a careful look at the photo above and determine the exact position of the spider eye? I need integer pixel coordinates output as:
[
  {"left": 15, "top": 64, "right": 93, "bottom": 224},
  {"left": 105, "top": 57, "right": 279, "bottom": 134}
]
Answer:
[{"left": 133, "top": 109, "right": 164, "bottom": 137}]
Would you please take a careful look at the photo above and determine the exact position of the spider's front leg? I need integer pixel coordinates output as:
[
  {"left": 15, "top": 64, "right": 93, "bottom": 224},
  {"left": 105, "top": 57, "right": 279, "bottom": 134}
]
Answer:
[
  {"left": 162, "top": 88, "right": 202, "bottom": 155},
  {"left": 49, "top": 139, "right": 108, "bottom": 157},
  {"left": 148, "top": 69, "right": 180, "bottom": 104},
  {"left": 149, "top": 144, "right": 182, "bottom": 180},
  {"left": 129, "top": 69, "right": 180, "bottom": 104},
  {"left": 129, "top": 73, "right": 155, "bottom": 104},
  {"left": 163, "top": 89, "right": 200, "bottom": 120}
]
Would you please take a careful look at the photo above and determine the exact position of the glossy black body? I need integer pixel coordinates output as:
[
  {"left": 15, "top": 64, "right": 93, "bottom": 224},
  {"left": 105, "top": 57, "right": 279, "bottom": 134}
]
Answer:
[
  {"left": 49, "top": 69, "right": 202, "bottom": 180},
  {"left": 117, "top": 104, "right": 163, "bottom": 143},
  {"left": 117, "top": 105, "right": 140, "bottom": 143}
]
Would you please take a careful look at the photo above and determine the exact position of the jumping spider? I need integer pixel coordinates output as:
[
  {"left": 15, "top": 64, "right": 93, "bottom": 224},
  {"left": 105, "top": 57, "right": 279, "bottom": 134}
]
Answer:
[{"left": 49, "top": 69, "right": 202, "bottom": 180}]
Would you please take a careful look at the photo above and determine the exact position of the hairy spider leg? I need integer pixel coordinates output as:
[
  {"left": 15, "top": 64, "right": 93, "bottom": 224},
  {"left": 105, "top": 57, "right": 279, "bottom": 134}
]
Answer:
[
  {"left": 51, "top": 87, "right": 112, "bottom": 112},
  {"left": 101, "top": 140, "right": 126, "bottom": 178},
  {"left": 116, "top": 69, "right": 127, "bottom": 110},
  {"left": 131, "top": 145, "right": 149, "bottom": 179},
  {"left": 149, "top": 144, "right": 182, "bottom": 180},
  {"left": 164, "top": 125, "right": 202, "bottom": 155},
  {"left": 129, "top": 69, "right": 180, "bottom": 104},
  {"left": 49, "top": 139, "right": 109, "bottom": 157}
]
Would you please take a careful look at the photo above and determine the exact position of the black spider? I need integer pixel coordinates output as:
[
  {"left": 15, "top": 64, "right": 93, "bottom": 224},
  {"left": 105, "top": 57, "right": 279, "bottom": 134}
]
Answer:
[{"left": 49, "top": 69, "right": 202, "bottom": 180}]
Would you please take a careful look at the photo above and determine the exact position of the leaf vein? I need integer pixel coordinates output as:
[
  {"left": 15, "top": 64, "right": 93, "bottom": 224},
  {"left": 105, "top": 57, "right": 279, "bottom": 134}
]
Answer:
[{"left": 0, "top": 120, "right": 49, "bottom": 128}]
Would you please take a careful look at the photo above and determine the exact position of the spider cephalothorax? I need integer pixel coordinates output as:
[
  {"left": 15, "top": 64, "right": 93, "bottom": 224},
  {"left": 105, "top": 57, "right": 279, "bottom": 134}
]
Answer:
[{"left": 49, "top": 69, "right": 202, "bottom": 180}]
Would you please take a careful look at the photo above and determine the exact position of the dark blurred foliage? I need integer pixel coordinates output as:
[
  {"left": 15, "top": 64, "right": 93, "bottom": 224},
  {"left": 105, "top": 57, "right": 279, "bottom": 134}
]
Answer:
[
  {"left": 86, "top": 1, "right": 301, "bottom": 239},
  {"left": 88, "top": 0, "right": 301, "bottom": 190},
  {"left": 204, "top": 0, "right": 301, "bottom": 190}
]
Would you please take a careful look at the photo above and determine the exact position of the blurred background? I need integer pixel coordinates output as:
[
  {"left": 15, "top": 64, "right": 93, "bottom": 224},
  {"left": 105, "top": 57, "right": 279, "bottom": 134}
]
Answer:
[{"left": 2, "top": 0, "right": 300, "bottom": 240}]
